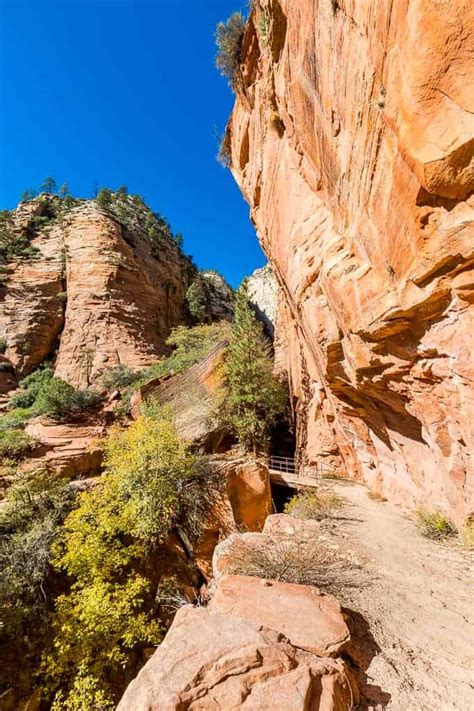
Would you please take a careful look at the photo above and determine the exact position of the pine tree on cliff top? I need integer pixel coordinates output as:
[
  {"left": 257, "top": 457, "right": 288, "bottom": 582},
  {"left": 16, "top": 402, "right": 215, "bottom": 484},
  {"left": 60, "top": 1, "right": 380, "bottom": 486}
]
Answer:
[
  {"left": 41, "top": 176, "right": 57, "bottom": 194},
  {"left": 219, "top": 285, "right": 287, "bottom": 454}
]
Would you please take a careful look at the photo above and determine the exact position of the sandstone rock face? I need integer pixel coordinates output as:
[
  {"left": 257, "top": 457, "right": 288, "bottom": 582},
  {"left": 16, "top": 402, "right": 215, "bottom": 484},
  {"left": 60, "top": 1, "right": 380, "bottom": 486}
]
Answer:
[
  {"left": 55, "top": 202, "right": 189, "bottom": 386},
  {"left": 227, "top": 0, "right": 474, "bottom": 525},
  {"left": 223, "top": 457, "right": 273, "bottom": 530},
  {"left": 131, "top": 341, "right": 228, "bottom": 449},
  {"left": 21, "top": 416, "right": 106, "bottom": 479},
  {"left": 198, "top": 270, "right": 234, "bottom": 322},
  {"left": 118, "top": 574, "right": 356, "bottom": 711},
  {"left": 247, "top": 263, "right": 279, "bottom": 336},
  {"left": 0, "top": 202, "right": 64, "bottom": 375},
  {"left": 193, "top": 457, "right": 273, "bottom": 579},
  {"left": 0, "top": 197, "right": 191, "bottom": 386},
  {"left": 209, "top": 573, "right": 350, "bottom": 658}
]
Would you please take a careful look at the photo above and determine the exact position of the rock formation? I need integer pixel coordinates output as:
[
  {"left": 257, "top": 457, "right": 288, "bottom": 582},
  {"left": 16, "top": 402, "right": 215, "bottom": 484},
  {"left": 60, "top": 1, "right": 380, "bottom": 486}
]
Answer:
[
  {"left": 226, "top": 0, "right": 474, "bottom": 525},
  {"left": 198, "top": 270, "right": 234, "bottom": 322},
  {"left": 0, "top": 195, "right": 191, "bottom": 386},
  {"left": 247, "top": 263, "right": 279, "bottom": 336},
  {"left": 131, "top": 340, "right": 229, "bottom": 450},
  {"left": 21, "top": 416, "right": 107, "bottom": 479},
  {"left": 118, "top": 515, "right": 358, "bottom": 710},
  {"left": 193, "top": 457, "right": 273, "bottom": 578}
]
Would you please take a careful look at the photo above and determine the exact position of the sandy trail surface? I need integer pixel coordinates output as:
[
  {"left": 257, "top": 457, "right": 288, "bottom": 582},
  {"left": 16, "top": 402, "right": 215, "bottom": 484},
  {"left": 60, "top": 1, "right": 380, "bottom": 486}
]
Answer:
[{"left": 326, "top": 480, "right": 474, "bottom": 710}]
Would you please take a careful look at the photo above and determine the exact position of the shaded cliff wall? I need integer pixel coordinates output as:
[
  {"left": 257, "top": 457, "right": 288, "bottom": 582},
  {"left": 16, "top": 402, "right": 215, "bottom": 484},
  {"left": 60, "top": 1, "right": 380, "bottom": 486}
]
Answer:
[{"left": 227, "top": 0, "right": 474, "bottom": 523}]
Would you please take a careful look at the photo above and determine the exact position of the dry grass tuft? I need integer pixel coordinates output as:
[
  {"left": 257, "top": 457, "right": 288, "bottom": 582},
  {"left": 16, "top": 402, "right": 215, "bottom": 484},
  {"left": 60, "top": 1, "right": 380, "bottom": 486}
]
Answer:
[
  {"left": 415, "top": 509, "right": 457, "bottom": 540},
  {"left": 284, "top": 489, "right": 343, "bottom": 521},
  {"left": 225, "top": 533, "right": 364, "bottom": 597},
  {"left": 367, "top": 491, "right": 387, "bottom": 502}
]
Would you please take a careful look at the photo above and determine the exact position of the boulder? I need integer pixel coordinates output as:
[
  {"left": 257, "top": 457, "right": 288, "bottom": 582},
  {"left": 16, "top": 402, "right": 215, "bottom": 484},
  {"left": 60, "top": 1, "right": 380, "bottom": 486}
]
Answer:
[
  {"left": 209, "top": 573, "right": 350, "bottom": 657},
  {"left": 193, "top": 457, "right": 272, "bottom": 579},
  {"left": 22, "top": 417, "right": 106, "bottom": 478},
  {"left": 117, "top": 606, "right": 356, "bottom": 711}
]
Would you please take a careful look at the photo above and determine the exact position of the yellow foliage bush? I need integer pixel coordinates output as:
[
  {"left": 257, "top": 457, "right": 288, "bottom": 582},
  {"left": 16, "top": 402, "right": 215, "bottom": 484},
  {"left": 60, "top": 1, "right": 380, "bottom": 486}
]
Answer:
[{"left": 44, "top": 406, "right": 209, "bottom": 708}]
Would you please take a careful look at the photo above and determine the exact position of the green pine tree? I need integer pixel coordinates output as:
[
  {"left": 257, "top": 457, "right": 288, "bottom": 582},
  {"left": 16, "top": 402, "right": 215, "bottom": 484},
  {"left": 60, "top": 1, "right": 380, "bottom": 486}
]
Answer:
[
  {"left": 58, "top": 182, "right": 69, "bottom": 198},
  {"left": 20, "top": 189, "right": 37, "bottom": 202},
  {"left": 96, "top": 187, "right": 112, "bottom": 208},
  {"left": 218, "top": 286, "right": 287, "bottom": 453},
  {"left": 186, "top": 281, "right": 208, "bottom": 323},
  {"left": 41, "top": 176, "right": 57, "bottom": 194}
]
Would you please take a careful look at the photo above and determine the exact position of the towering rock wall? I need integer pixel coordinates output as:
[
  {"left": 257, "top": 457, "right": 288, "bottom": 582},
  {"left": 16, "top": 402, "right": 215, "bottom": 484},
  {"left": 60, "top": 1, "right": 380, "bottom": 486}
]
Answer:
[
  {"left": 54, "top": 202, "right": 188, "bottom": 386},
  {"left": 0, "top": 197, "right": 191, "bottom": 386},
  {"left": 227, "top": 0, "right": 474, "bottom": 524}
]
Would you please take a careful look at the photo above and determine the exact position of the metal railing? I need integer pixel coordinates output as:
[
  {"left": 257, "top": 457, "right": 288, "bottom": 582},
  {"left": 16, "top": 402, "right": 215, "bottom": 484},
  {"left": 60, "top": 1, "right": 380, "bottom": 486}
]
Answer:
[
  {"left": 268, "top": 455, "right": 337, "bottom": 482},
  {"left": 268, "top": 455, "right": 297, "bottom": 475}
]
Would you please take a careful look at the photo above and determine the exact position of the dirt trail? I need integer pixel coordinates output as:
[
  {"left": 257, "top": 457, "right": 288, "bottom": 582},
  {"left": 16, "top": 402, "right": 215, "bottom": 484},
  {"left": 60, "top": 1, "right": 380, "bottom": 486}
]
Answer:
[{"left": 327, "top": 480, "right": 474, "bottom": 710}]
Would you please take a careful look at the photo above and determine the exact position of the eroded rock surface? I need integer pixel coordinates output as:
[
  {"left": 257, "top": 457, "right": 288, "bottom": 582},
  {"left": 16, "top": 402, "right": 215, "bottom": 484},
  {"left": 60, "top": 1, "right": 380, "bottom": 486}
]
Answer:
[
  {"left": 117, "top": 605, "right": 356, "bottom": 711},
  {"left": 118, "top": 519, "right": 357, "bottom": 711},
  {"left": 198, "top": 270, "right": 234, "bottom": 322},
  {"left": 209, "top": 573, "right": 350, "bottom": 658},
  {"left": 131, "top": 341, "right": 228, "bottom": 449},
  {"left": 227, "top": 0, "right": 474, "bottom": 525},
  {"left": 194, "top": 457, "right": 273, "bottom": 579},
  {"left": 21, "top": 416, "right": 106, "bottom": 478},
  {"left": 0, "top": 197, "right": 191, "bottom": 386}
]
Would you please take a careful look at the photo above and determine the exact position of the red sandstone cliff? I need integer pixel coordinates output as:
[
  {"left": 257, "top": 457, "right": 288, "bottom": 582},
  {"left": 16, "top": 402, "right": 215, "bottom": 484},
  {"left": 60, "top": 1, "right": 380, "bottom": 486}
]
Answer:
[
  {"left": 227, "top": 0, "right": 474, "bottom": 524},
  {"left": 0, "top": 195, "right": 191, "bottom": 386}
]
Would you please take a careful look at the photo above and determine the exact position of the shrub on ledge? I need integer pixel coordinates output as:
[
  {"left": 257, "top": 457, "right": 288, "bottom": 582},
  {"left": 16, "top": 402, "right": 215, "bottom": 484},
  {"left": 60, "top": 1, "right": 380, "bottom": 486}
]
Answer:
[{"left": 215, "top": 12, "right": 246, "bottom": 89}]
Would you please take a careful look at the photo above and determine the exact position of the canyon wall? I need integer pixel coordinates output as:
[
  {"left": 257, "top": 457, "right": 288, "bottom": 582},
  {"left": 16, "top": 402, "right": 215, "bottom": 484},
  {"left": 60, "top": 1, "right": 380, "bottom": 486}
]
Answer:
[
  {"left": 0, "top": 197, "right": 191, "bottom": 386},
  {"left": 227, "top": 0, "right": 474, "bottom": 524}
]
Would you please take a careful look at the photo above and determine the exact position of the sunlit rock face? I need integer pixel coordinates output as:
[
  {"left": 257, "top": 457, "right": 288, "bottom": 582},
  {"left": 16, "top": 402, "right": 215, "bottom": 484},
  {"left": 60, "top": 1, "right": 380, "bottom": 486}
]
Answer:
[
  {"left": 247, "top": 263, "right": 279, "bottom": 336},
  {"left": 118, "top": 516, "right": 357, "bottom": 711},
  {"left": 227, "top": 0, "right": 474, "bottom": 525},
  {"left": 0, "top": 198, "right": 191, "bottom": 387}
]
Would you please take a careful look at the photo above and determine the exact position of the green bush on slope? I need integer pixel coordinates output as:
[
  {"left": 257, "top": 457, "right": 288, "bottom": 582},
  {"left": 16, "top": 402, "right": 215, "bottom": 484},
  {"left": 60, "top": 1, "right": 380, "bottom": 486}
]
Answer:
[
  {"left": 415, "top": 510, "right": 457, "bottom": 540},
  {"left": 6, "top": 365, "right": 99, "bottom": 428}
]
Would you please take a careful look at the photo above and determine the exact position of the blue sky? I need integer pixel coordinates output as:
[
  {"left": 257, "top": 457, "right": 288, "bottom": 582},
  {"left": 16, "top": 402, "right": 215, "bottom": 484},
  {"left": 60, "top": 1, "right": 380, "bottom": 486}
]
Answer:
[{"left": 0, "top": 0, "right": 265, "bottom": 287}]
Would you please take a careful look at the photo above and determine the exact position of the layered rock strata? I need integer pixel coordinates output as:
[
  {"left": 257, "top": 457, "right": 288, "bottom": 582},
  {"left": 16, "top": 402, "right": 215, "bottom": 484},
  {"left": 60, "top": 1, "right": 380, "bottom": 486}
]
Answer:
[
  {"left": 0, "top": 197, "right": 190, "bottom": 386},
  {"left": 131, "top": 341, "right": 228, "bottom": 450},
  {"left": 227, "top": 0, "right": 474, "bottom": 524},
  {"left": 21, "top": 416, "right": 107, "bottom": 479}
]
